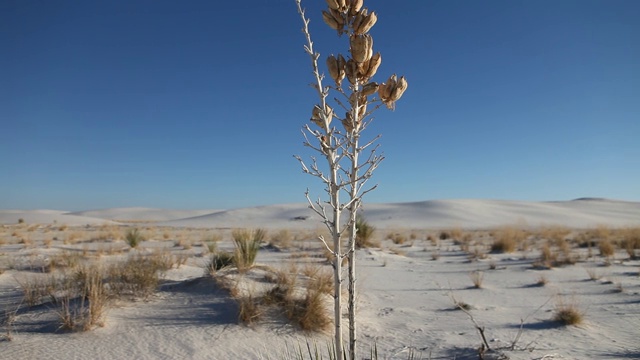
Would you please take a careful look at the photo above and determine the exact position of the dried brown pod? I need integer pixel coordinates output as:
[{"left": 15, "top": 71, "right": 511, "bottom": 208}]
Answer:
[
  {"left": 311, "top": 104, "right": 334, "bottom": 128},
  {"left": 390, "top": 76, "right": 408, "bottom": 101},
  {"left": 350, "top": 34, "right": 373, "bottom": 63},
  {"left": 357, "top": 102, "right": 367, "bottom": 118},
  {"left": 361, "top": 82, "right": 379, "bottom": 96},
  {"left": 329, "top": 8, "right": 344, "bottom": 26},
  {"left": 327, "top": 55, "right": 340, "bottom": 85},
  {"left": 326, "top": 0, "right": 340, "bottom": 10},
  {"left": 355, "top": 11, "right": 377, "bottom": 35},
  {"left": 342, "top": 112, "right": 360, "bottom": 133},
  {"left": 322, "top": 11, "right": 340, "bottom": 30},
  {"left": 350, "top": 0, "right": 363, "bottom": 16},
  {"left": 349, "top": 92, "right": 366, "bottom": 107},
  {"left": 345, "top": 58, "right": 359, "bottom": 85},
  {"left": 352, "top": 8, "right": 368, "bottom": 33},
  {"left": 359, "top": 52, "right": 381, "bottom": 81}
]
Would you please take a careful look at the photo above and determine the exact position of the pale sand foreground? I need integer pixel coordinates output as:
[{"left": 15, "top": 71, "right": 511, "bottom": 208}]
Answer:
[{"left": 1, "top": 199, "right": 639, "bottom": 359}]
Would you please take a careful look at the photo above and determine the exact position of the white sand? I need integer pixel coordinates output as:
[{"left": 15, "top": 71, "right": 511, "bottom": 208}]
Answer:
[{"left": 1, "top": 198, "right": 639, "bottom": 359}]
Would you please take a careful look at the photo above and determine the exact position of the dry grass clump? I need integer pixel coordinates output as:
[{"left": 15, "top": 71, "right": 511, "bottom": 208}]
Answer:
[
  {"left": 534, "top": 275, "right": 548, "bottom": 287},
  {"left": 51, "top": 265, "right": 109, "bottom": 331},
  {"left": 552, "top": 296, "right": 584, "bottom": 326},
  {"left": 227, "top": 262, "right": 332, "bottom": 332},
  {"left": 469, "top": 271, "right": 484, "bottom": 288},
  {"left": 270, "top": 229, "right": 294, "bottom": 249},
  {"left": 598, "top": 239, "right": 615, "bottom": 258},
  {"left": 585, "top": 267, "right": 600, "bottom": 281},
  {"left": 46, "top": 251, "right": 82, "bottom": 272},
  {"left": 386, "top": 232, "right": 407, "bottom": 245},
  {"left": 107, "top": 254, "right": 168, "bottom": 299},
  {"left": 490, "top": 226, "right": 527, "bottom": 253}
]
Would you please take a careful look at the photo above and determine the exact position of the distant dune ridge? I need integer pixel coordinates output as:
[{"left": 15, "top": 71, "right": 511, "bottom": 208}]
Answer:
[{"left": 1, "top": 198, "right": 639, "bottom": 229}]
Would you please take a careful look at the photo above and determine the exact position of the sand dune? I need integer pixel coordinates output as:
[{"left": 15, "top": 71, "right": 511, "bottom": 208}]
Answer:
[
  {"left": 0, "top": 209, "right": 117, "bottom": 226},
  {"left": 67, "top": 207, "right": 221, "bottom": 222},
  {"left": 161, "top": 198, "right": 640, "bottom": 229},
  {"left": 3, "top": 199, "right": 639, "bottom": 229}
]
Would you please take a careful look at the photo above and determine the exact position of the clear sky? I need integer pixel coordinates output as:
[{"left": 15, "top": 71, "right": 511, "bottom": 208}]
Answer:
[{"left": 2, "top": 0, "right": 639, "bottom": 211}]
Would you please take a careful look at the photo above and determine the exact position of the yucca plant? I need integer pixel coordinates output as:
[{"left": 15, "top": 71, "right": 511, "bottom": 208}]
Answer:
[
  {"left": 294, "top": 0, "right": 407, "bottom": 358},
  {"left": 232, "top": 229, "right": 264, "bottom": 272},
  {"left": 125, "top": 228, "right": 144, "bottom": 248}
]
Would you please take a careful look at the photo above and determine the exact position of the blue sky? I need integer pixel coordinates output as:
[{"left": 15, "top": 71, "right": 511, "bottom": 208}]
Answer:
[{"left": 2, "top": 0, "right": 638, "bottom": 211}]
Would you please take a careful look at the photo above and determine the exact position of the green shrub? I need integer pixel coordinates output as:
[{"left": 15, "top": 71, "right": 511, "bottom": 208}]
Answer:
[{"left": 125, "top": 228, "right": 144, "bottom": 248}]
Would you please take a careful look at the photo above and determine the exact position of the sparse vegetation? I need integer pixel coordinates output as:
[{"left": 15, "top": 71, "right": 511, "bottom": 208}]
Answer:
[
  {"left": 355, "top": 216, "right": 377, "bottom": 248},
  {"left": 125, "top": 228, "right": 144, "bottom": 248},
  {"left": 232, "top": 229, "right": 264, "bottom": 273},
  {"left": 469, "top": 271, "right": 484, "bottom": 289},
  {"left": 552, "top": 296, "right": 584, "bottom": 326}
]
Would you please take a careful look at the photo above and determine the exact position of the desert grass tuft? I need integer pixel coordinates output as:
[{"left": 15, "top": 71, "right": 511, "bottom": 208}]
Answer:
[
  {"left": 552, "top": 296, "right": 584, "bottom": 326},
  {"left": 469, "top": 271, "right": 484, "bottom": 288},
  {"left": 232, "top": 229, "right": 264, "bottom": 273}
]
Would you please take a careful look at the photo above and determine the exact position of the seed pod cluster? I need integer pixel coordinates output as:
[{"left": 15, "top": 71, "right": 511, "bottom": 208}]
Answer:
[{"left": 378, "top": 75, "right": 408, "bottom": 109}]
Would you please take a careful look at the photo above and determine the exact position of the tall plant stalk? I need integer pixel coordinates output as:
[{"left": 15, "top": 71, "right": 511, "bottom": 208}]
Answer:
[{"left": 294, "top": 1, "right": 407, "bottom": 358}]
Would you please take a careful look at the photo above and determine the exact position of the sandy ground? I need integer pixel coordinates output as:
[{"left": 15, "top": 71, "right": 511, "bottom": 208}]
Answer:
[{"left": 1, "top": 199, "right": 639, "bottom": 359}]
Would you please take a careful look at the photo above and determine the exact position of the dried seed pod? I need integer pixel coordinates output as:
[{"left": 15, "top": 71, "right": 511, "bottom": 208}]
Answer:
[
  {"left": 320, "top": 135, "right": 330, "bottom": 152},
  {"left": 348, "top": 92, "right": 366, "bottom": 107},
  {"left": 350, "top": 0, "right": 363, "bottom": 16},
  {"left": 355, "top": 11, "right": 377, "bottom": 35},
  {"left": 327, "top": 55, "right": 341, "bottom": 85},
  {"left": 342, "top": 112, "right": 357, "bottom": 133},
  {"left": 326, "top": 0, "right": 340, "bottom": 10},
  {"left": 361, "top": 82, "right": 379, "bottom": 96},
  {"left": 322, "top": 11, "right": 340, "bottom": 30},
  {"left": 329, "top": 8, "right": 344, "bottom": 26},
  {"left": 377, "top": 81, "right": 391, "bottom": 101},
  {"left": 345, "top": 58, "right": 359, "bottom": 85},
  {"left": 352, "top": 8, "right": 368, "bottom": 33},
  {"left": 350, "top": 34, "right": 373, "bottom": 63},
  {"left": 310, "top": 104, "right": 334, "bottom": 128},
  {"left": 358, "top": 102, "right": 367, "bottom": 118},
  {"left": 359, "top": 52, "right": 381, "bottom": 81},
  {"left": 390, "top": 76, "right": 408, "bottom": 101},
  {"left": 311, "top": 105, "right": 323, "bottom": 127}
]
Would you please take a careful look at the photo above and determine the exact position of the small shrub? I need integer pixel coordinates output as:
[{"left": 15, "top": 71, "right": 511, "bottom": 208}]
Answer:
[
  {"left": 355, "top": 216, "right": 377, "bottom": 248},
  {"left": 290, "top": 289, "right": 331, "bottom": 332},
  {"left": 207, "top": 252, "right": 235, "bottom": 274},
  {"left": 125, "top": 228, "right": 144, "bottom": 248},
  {"left": 270, "top": 229, "right": 293, "bottom": 249},
  {"left": 18, "top": 218, "right": 24, "bottom": 224},
  {"left": 238, "top": 294, "right": 262, "bottom": 326},
  {"left": 232, "top": 229, "right": 263, "bottom": 272},
  {"left": 553, "top": 296, "right": 584, "bottom": 326},
  {"left": 490, "top": 227, "right": 524, "bottom": 253},
  {"left": 585, "top": 267, "right": 600, "bottom": 281},
  {"left": 469, "top": 271, "right": 484, "bottom": 288},
  {"left": 534, "top": 275, "right": 548, "bottom": 287},
  {"left": 108, "top": 255, "right": 164, "bottom": 298},
  {"left": 599, "top": 240, "right": 615, "bottom": 258}
]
